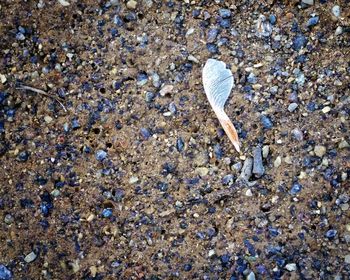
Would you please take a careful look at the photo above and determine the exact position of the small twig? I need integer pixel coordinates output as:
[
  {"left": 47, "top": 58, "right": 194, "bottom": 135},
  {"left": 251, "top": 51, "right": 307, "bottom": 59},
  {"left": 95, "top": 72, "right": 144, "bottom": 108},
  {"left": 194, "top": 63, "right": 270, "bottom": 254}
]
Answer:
[{"left": 16, "top": 85, "right": 67, "bottom": 113}]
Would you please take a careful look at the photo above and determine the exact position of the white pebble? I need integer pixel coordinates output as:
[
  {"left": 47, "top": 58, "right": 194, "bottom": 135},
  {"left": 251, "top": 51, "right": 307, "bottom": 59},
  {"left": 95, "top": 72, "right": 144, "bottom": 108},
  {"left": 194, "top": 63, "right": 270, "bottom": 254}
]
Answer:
[
  {"left": 245, "top": 189, "right": 253, "bottom": 197},
  {"left": 335, "top": 26, "right": 343, "bottom": 36},
  {"left": 345, "top": 255, "right": 350, "bottom": 264},
  {"left": 332, "top": 5, "right": 341, "bottom": 18},
  {"left": 24, "top": 252, "right": 37, "bottom": 263},
  {"left": 288, "top": 103, "right": 298, "bottom": 112},
  {"left": 44, "top": 116, "right": 53, "bottom": 123},
  {"left": 285, "top": 263, "right": 297, "bottom": 271},
  {"left": 274, "top": 156, "right": 282, "bottom": 168}
]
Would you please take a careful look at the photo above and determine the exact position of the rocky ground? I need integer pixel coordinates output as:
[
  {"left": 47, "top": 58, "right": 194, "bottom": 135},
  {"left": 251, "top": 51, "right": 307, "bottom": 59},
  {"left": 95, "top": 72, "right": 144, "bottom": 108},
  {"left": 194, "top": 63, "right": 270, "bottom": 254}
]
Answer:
[{"left": 0, "top": 0, "right": 349, "bottom": 279}]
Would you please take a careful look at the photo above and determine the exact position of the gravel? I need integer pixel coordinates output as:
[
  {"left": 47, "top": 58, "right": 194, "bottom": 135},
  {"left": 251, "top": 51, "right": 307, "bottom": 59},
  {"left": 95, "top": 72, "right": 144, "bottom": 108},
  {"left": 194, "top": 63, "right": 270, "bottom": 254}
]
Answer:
[{"left": 0, "top": 1, "right": 349, "bottom": 279}]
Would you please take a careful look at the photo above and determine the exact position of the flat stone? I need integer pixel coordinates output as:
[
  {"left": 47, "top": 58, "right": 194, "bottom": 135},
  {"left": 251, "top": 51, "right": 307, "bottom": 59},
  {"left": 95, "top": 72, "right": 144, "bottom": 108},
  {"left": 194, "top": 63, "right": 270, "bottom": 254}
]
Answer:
[
  {"left": 44, "top": 116, "right": 53, "bottom": 123},
  {"left": 159, "top": 85, "right": 173, "bottom": 96},
  {"left": 322, "top": 106, "right": 331, "bottom": 114},
  {"left": 335, "top": 26, "right": 343, "bottom": 36},
  {"left": 340, "top": 203, "right": 349, "bottom": 211},
  {"left": 285, "top": 263, "right": 297, "bottom": 271},
  {"left": 195, "top": 167, "right": 209, "bottom": 177},
  {"left": 247, "top": 271, "right": 256, "bottom": 280},
  {"left": 346, "top": 224, "right": 350, "bottom": 232},
  {"left": 188, "top": 55, "right": 199, "bottom": 64},
  {"left": 129, "top": 176, "right": 139, "bottom": 184},
  {"left": 24, "top": 252, "right": 37, "bottom": 263},
  {"left": 0, "top": 74, "right": 6, "bottom": 84},
  {"left": 253, "top": 146, "right": 265, "bottom": 177},
  {"left": 262, "top": 145, "right": 269, "bottom": 158},
  {"left": 288, "top": 103, "right": 298, "bottom": 112},
  {"left": 345, "top": 255, "right": 350, "bottom": 264},
  {"left": 332, "top": 5, "right": 341, "bottom": 18},
  {"left": 238, "top": 157, "right": 253, "bottom": 182},
  {"left": 339, "top": 140, "right": 350, "bottom": 149},
  {"left": 126, "top": 0, "right": 137, "bottom": 9},
  {"left": 302, "top": 0, "right": 314, "bottom": 5},
  {"left": 314, "top": 145, "right": 326, "bottom": 157},
  {"left": 245, "top": 189, "right": 253, "bottom": 197},
  {"left": 274, "top": 156, "right": 282, "bottom": 168}
]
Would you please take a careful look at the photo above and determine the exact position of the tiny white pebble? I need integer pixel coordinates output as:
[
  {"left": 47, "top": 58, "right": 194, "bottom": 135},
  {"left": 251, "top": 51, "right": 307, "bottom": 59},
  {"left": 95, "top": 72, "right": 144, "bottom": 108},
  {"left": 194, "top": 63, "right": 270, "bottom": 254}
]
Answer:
[
  {"left": 24, "top": 252, "right": 37, "bottom": 263},
  {"left": 44, "top": 116, "right": 53, "bottom": 123},
  {"left": 245, "top": 189, "right": 253, "bottom": 197}
]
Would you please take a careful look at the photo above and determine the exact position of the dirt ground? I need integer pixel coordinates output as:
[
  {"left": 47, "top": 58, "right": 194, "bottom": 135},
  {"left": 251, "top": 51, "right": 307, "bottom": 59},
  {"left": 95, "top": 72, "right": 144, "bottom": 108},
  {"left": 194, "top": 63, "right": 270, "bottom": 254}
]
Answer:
[{"left": 0, "top": 0, "right": 349, "bottom": 279}]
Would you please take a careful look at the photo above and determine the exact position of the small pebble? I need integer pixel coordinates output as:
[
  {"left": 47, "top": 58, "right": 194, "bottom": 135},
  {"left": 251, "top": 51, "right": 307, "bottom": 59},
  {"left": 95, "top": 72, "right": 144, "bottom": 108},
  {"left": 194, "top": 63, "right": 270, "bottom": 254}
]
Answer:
[
  {"left": 285, "top": 263, "right": 297, "bottom": 271},
  {"left": 44, "top": 116, "right": 53, "bottom": 123},
  {"left": 159, "top": 85, "right": 173, "bottom": 96},
  {"left": 291, "top": 128, "right": 303, "bottom": 141},
  {"left": 4, "top": 214, "right": 13, "bottom": 224},
  {"left": 307, "top": 16, "right": 319, "bottom": 27},
  {"left": 260, "top": 115, "right": 273, "bottom": 129},
  {"left": 262, "top": 145, "right": 269, "bottom": 158},
  {"left": 288, "top": 103, "right": 298, "bottom": 112},
  {"left": 338, "top": 140, "right": 349, "bottom": 149},
  {"left": 345, "top": 255, "right": 350, "bottom": 264},
  {"left": 247, "top": 271, "right": 256, "bottom": 280},
  {"left": 292, "top": 34, "right": 308, "bottom": 51},
  {"left": 325, "top": 229, "right": 337, "bottom": 239},
  {"left": 335, "top": 26, "right": 343, "bottom": 36},
  {"left": 245, "top": 189, "right": 253, "bottom": 197},
  {"left": 207, "top": 28, "right": 219, "bottom": 43},
  {"left": 140, "top": 128, "right": 151, "bottom": 139},
  {"left": 238, "top": 157, "right": 253, "bottom": 183},
  {"left": 102, "top": 208, "right": 112, "bottom": 218},
  {"left": 195, "top": 167, "right": 209, "bottom": 177},
  {"left": 314, "top": 145, "right": 326, "bottom": 157},
  {"left": 322, "top": 106, "right": 331, "bottom": 113},
  {"left": 332, "top": 6, "right": 341, "bottom": 18},
  {"left": 218, "top": 8, "right": 231, "bottom": 18},
  {"left": 0, "top": 264, "right": 12, "bottom": 280},
  {"left": 269, "top": 14, "right": 277, "bottom": 25},
  {"left": 95, "top": 150, "right": 107, "bottom": 161},
  {"left": 0, "top": 74, "right": 6, "bottom": 84},
  {"left": 302, "top": 0, "right": 314, "bottom": 5},
  {"left": 24, "top": 252, "right": 37, "bottom": 263},
  {"left": 253, "top": 146, "right": 265, "bottom": 178},
  {"left": 129, "top": 176, "right": 139, "bottom": 184},
  {"left": 290, "top": 182, "right": 302, "bottom": 195},
  {"left": 126, "top": 0, "right": 137, "bottom": 9}
]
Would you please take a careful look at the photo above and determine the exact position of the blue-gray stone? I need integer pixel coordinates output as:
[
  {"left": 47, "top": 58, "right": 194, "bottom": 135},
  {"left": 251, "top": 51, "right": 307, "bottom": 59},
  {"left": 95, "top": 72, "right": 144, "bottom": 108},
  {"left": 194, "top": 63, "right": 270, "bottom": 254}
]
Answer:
[
  {"left": 207, "top": 28, "right": 219, "bottom": 43},
  {"left": 307, "top": 16, "right": 319, "bottom": 27},
  {"left": 0, "top": 264, "right": 12, "bottom": 280},
  {"left": 95, "top": 150, "right": 107, "bottom": 161},
  {"left": 253, "top": 146, "right": 265, "bottom": 177},
  {"left": 219, "top": 8, "right": 231, "bottom": 18},
  {"left": 292, "top": 34, "right": 308, "bottom": 51}
]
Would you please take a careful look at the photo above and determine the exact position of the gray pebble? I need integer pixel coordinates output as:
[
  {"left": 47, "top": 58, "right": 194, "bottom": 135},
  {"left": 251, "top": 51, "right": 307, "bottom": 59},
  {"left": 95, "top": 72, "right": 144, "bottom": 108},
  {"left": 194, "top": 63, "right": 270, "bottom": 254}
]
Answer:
[
  {"left": 24, "top": 252, "right": 37, "bottom": 263},
  {"left": 288, "top": 103, "right": 298, "bottom": 112},
  {"left": 232, "top": 162, "right": 242, "bottom": 171},
  {"left": 345, "top": 255, "right": 350, "bottom": 264},
  {"left": 291, "top": 128, "right": 303, "bottom": 141},
  {"left": 332, "top": 5, "right": 341, "bottom": 18},
  {"left": 152, "top": 72, "right": 161, "bottom": 88},
  {"left": 4, "top": 214, "right": 14, "bottom": 225},
  {"left": 247, "top": 271, "right": 256, "bottom": 280},
  {"left": 302, "top": 0, "right": 314, "bottom": 5},
  {"left": 253, "top": 146, "right": 265, "bottom": 177},
  {"left": 238, "top": 157, "right": 253, "bottom": 183}
]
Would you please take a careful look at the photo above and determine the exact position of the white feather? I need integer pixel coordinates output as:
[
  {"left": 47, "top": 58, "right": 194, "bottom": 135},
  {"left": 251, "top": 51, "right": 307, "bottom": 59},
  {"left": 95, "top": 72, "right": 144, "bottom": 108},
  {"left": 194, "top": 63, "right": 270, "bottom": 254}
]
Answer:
[
  {"left": 202, "top": 58, "right": 234, "bottom": 111},
  {"left": 202, "top": 58, "right": 240, "bottom": 153}
]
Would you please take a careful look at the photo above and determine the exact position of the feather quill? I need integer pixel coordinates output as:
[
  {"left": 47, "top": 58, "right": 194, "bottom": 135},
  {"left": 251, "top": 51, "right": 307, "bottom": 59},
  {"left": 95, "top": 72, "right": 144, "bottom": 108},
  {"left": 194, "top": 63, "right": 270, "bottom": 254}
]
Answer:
[{"left": 202, "top": 59, "right": 240, "bottom": 153}]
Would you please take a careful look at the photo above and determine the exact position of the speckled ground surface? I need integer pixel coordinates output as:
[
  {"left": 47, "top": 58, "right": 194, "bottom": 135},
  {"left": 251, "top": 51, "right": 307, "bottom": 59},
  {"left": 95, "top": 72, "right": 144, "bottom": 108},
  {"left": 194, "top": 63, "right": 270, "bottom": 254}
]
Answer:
[{"left": 0, "top": 0, "right": 349, "bottom": 279}]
